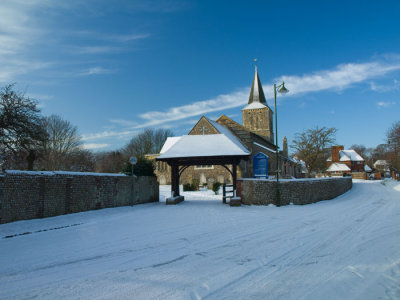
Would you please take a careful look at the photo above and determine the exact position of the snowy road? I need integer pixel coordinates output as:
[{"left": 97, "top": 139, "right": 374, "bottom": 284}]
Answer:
[{"left": 1, "top": 180, "right": 400, "bottom": 299}]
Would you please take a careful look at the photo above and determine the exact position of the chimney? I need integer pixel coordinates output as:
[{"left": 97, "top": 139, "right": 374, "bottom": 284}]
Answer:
[{"left": 331, "top": 145, "right": 344, "bottom": 162}]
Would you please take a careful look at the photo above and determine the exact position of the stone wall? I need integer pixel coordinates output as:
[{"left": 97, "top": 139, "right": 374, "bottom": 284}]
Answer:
[
  {"left": 0, "top": 171, "right": 159, "bottom": 224},
  {"left": 237, "top": 177, "right": 352, "bottom": 206}
]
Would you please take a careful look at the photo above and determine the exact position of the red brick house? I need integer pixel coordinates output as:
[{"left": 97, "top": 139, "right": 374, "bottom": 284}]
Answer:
[{"left": 326, "top": 146, "right": 366, "bottom": 177}]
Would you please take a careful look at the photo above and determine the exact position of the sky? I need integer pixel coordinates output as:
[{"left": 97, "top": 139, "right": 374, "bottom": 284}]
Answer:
[{"left": 1, "top": 0, "right": 400, "bottom": 153}]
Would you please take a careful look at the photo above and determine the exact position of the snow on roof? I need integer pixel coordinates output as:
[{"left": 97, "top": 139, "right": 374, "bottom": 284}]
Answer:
[
  {"left": 160, "top": 137, "right": 181, "bottom": 154},
  {"left": 339, "top": 153, "right": 351, "bottom": 161},
  {"left": 327, "top": 149, "right": 364, "bottom": 162},
  {"left": 373, "top": 160, "right": 388, "bottom": 167},
  {"left": 208, "top": 119, "right": 249, "bottom": 152},
  {"left": 327, "top": 163, "right": 351, "bottom": 172},
  {"left": 157, "top": 134, "right": 251, "bottom": 159},
  {"left": 364, "top": 164, "right": 372, "bottom": 172},
  {"left": 253, "top": 142, "right": 276, "bottom": 154},
  {"left": 242, "top": 102, "right": 267, "bottom": 110},
  {"left": 340, "top": 150, "right": 364, "bottom": 161}
]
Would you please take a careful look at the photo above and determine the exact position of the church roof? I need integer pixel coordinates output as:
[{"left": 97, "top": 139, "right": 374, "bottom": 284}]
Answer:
[
  {"left": 243, "top": 66, "right": 267, "bottom": 110},
  {"left": 216, "top": 114, "right": 277, "bottom": 149}
]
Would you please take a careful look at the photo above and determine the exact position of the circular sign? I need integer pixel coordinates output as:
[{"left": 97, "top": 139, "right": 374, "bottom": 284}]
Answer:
[{"left": 129, "top": 156, "right": 137, "bottom": 165}]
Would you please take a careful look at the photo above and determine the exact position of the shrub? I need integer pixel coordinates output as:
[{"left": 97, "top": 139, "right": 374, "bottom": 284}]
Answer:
[
  {"left": 212, "top": 182, "right": 222, "bottom": 195},
  {"left": 183, "top": 183, "right": 193, "bottom": 191},
  {"left": 183, "top": 179, "right": 200, "bottom": 191},
  {"left": 191, "top": 178, "right": 200, "bottom": 191},
  {"left": 122, "top": 158, "right": 155, "bottom": 177}
]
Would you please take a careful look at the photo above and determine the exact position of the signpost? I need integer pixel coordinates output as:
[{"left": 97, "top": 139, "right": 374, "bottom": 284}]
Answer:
[{"left": 129, "top": 156, "right": 137, "bottom": 176}]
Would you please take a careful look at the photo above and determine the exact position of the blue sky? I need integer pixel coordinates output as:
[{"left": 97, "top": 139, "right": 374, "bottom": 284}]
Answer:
[{"left": 1, "top": 0, "right": 400, "bottom": 153}]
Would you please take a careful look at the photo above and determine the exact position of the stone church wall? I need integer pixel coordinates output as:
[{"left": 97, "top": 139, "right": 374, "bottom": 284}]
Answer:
[
  {"left": 237, "top": 177, "right": 352, "bottom": 206},
  {"left": 0, "top": 171, "right": 159, "bottom": 224}
]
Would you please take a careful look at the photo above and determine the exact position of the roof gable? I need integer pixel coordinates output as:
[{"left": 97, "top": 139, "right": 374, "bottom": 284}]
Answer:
[{"left": 188, "top": 116, "right": 220, "bottom": 135}]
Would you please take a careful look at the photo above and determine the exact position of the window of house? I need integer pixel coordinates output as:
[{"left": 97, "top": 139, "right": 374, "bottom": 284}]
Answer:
[{"left": 194, "top": 165, "right": 214, "bottom": 169}]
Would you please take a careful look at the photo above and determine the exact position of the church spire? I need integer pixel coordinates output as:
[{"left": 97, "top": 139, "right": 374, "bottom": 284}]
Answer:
[{"left": 248, "top": 63, "right": 267, "bottom": 105}]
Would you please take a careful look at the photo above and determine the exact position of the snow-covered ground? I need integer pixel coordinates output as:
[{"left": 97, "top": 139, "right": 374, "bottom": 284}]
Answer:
[{"left": 1, "top": 180, "right": 400, "bottom": 299}]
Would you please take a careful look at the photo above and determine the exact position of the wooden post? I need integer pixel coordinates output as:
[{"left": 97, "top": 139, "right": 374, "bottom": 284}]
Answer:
[
  {"left": 171, "top": 163, "right": 179, "bottom": 197},
  {"left": 222, "top": 183, "right": 226, "bottom": 204},
  {"left": 233, "top": 162, "right": 237, "bottom": 191}
]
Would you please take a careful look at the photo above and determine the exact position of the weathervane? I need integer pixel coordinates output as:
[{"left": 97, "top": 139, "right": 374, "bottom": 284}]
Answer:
[{"left": 254, "top": 58, "right": 257, "bottom": 69}]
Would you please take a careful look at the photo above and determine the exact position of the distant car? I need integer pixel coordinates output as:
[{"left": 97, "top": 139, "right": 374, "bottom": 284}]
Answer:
[{"left": 369, "top": 174, "right": 375, "bottom": 180}]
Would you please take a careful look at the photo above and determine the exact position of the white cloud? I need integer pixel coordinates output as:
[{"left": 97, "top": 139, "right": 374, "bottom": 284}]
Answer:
[
  {"left": 78, "top": 66, "right": 115, "bottom": 76},
  {"left": 107, "top": 33, "right": 150, "bottom": 43},
  {"left": 28, "top": 93, "right": 54, "bottom": 101},
  {"left": 109, "top": 119, "right": 138, "bottom": 127},
  {"left": 81, "top": 130, "right": 138, "bottom": 141},
  {"left": 0, "top": 1, "right": 52, "bottom": 83},
  {"left": 134, "top": 57, "right": 400, "bottom": 129},
  {"left": 82, "top": 143, "right": 109, "bottom": 150},
  {"left": 74, "top": 46, "right": 123, "bottom": 55},
  {"left": 369, "top": 79, "right": 400, "bottom": 92},
  {"left": 135, "top": 89, "right": 249, "bottom": 128},
  {"left": 84, "top": 56, "right": 400, "bottom": 142},
  {"left": 277, "top": 60, "right": 400, "bottom": 95},
  {"left": 0, "top": 1, "right": 150, "bottom": 83},
  {"left": 377, "top": 101, "right": 396, "bottom": 108}
]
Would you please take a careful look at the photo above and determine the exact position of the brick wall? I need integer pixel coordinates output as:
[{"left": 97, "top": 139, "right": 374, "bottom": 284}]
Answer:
[
  {"left": 0, "top": 171, "right": 159, "bottom": 224},
  {"left": 237, "top": 177, "right": 352, "bottom": 206}
]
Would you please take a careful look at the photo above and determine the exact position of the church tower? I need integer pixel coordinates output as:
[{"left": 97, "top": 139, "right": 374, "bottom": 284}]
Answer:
[{"left": 242, "top": 66, "right": 274, "bottom": 144}]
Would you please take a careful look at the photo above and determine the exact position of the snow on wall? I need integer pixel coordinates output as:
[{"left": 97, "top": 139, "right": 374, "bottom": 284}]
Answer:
[
  {"left": 237, "top": 177, "right": 352, "bottom": 205},
  {"left": 0, "top": 172, "right": 158, "bottom": 224}
]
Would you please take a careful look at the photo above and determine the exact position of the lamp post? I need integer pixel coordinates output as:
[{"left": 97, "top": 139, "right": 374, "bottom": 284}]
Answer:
[
  {"left": 0, "top": 155, "right": 5, "bottom": 173},
  {"left": 274, "top": 82, "right": 289, "bottom": 206}
]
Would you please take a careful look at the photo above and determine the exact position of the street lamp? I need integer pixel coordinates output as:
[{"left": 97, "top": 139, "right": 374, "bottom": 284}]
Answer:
[{"left": 274, "top": 82, "right": 289, "bottom": 206}]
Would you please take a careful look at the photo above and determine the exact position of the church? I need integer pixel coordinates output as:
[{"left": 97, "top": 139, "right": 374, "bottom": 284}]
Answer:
[{"left": 147, "top": 67, "right": 302, "bottom": 187}]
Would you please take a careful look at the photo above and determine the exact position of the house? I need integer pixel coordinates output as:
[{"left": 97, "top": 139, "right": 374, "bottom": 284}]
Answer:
[
  {"left": 148, "top": 66, "right": 302, "bottom": 186},
  {"left": 373, "top": 160, "right": 390, "bottom": 173},
  {"left": 326, "top": 146, "right": 369, "bottom": 178}
]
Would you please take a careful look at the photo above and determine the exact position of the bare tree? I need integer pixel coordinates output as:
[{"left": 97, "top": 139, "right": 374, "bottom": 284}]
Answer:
[
  {"left": 94, "top": 151, "right": 126, "bottom": 173},
  {"left": 291, "top": 126, "right": 337, "bottom": 177},
  {"left": 40, "top": 115, "right": 82, "bottom": 170},
  {"left": 124, "top": 128, "right": 173, "bottom": 159},
  {"left": 68, "top": 149, "right": 95, "bottom": 172},
  {"left": 387, "top": 121, "right": 400, "bottom": 171},
  {"left": 0, "top": 84, "right": 47, "bottom": 170},
  {"left": 350, "top": 144, "right": 367, "bottom": 158}
]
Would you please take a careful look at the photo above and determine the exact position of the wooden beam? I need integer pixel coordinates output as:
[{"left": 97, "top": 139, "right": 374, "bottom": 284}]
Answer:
[
  {"left": 233, "top": 162, "right": 237, "bottom": 191},
  {"left": 221, "top": 165, "right": 233, "bottom": 176},
  {"left": 179, "top": 165, "right": 190, "bottom": 177}
]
